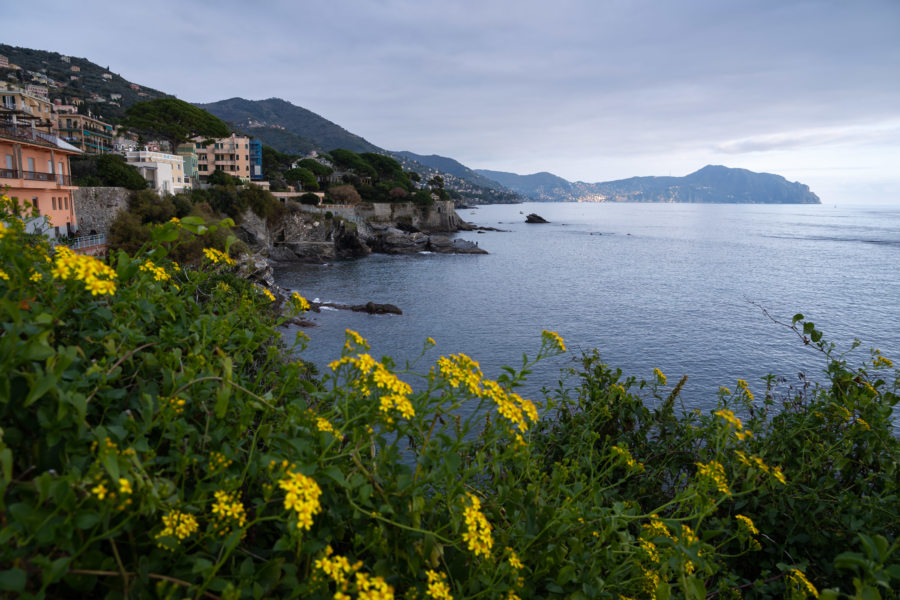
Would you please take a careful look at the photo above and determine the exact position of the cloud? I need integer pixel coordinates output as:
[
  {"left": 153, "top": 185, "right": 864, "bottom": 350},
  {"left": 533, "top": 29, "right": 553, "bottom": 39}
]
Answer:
[{"left": 714, "top": 121, "right": 900, "bottom": 154}]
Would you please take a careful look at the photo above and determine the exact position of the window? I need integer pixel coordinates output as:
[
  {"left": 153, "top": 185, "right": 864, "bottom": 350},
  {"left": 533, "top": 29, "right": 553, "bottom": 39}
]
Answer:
[
  {"left": 48, "top": 160, "right": 53, "bottom": 173},
  {"left": 27, "top": 157, "right": 35, "bottom": 172},
  {"left": 65, "top": 197, "right": 69, "bottom": 210},
  {"left": 52, "top": 197, "right": 56, "bottom": 210},
  {"left": 5, "top": 154, "right": 12, "bottom": 169}
]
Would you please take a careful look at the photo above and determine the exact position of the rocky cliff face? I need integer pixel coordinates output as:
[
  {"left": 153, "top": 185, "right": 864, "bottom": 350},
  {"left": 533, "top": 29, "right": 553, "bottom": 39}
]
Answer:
[{"left": 237, "top": 201, "right": 484, "bottom": 263}]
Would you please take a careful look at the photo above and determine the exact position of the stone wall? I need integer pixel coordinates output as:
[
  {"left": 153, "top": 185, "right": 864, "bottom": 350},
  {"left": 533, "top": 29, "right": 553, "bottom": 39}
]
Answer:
[
  {"left": 73, "top": 187, "right": 130, "bottom": 235},
  {"left": 294, "top": 200, "right": 463, "bottom": 232}
]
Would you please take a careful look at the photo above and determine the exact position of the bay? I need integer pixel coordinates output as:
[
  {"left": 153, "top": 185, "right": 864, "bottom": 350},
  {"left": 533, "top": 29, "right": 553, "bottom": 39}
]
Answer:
[{"left": 274, "top": 202, "right": 900, "bottom": 416}]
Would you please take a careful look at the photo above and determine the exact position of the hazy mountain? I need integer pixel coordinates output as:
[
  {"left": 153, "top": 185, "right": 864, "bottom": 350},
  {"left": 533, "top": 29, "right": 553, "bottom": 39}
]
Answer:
[
  {"left": 477, "top": 165, "right": 821, "bottom": 204},
  {"left": 195, "top": 97, "right": 380, "bottom": 154},
  {"left": 393, "top": 152, "right": 508, "bottom": 190},
  {"left": 476, "top": 170, "right": 573, "bottom": 201}
]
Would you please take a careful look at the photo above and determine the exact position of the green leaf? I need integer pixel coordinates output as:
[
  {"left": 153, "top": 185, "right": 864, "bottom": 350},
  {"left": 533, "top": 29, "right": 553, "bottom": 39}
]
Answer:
[
  {"left": 793, "top": 313, "right": 805, "bottom": 324},
  {"left": 102, "top": 451, "right": 120, "bottom": 482},
  {"left": 0, "top": 568, "right": 26, "bottom": 592},
  {"left": 191, "top": 558, "right": 213, "bottom": 574},
  {"left": 75, "top": 511, "right": 101, "bottom": 530}
]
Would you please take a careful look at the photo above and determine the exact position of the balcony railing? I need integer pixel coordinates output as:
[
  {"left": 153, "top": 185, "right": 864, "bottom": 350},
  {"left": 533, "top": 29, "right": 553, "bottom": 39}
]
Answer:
[
  {"left": 67, "top": 233, "right": 107, "bottom": 250},
  {"left": 0, "top": 168, "right": 73, "bottom": 186}
]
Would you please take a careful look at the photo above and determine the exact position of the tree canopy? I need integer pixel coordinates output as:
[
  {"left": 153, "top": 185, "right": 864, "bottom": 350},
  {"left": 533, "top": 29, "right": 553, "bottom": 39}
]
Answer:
[{"left": 123, "top": 98, "right": 230, "bottom": 151}]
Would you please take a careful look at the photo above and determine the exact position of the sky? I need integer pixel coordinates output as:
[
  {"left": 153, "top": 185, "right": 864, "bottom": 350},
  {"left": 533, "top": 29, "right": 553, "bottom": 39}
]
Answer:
[{"left": 6, "top": 0, "right": 900, "bottom": 203}]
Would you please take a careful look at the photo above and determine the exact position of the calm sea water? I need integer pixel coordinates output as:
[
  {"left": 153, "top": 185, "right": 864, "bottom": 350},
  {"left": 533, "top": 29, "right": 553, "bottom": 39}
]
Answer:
[{"left": 274, "top": 202, "right": 900, "bottom": 415}]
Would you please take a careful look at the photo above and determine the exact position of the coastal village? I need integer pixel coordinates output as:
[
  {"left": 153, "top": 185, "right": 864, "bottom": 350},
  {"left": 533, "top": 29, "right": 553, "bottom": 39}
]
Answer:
[{"left": 0, "top": 51, "right": 483, "bottom": 262}]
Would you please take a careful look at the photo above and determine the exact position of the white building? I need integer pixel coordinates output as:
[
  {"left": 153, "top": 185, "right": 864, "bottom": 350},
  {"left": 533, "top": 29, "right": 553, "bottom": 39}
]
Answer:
[{"left": 125, "top": 150, "right": 190, "bottom": 195}]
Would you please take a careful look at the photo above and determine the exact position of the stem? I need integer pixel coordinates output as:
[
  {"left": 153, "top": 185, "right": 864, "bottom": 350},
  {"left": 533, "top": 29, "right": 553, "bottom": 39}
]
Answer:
[{"left": 68, "top": 570, "right": 222, "bottom": 599}]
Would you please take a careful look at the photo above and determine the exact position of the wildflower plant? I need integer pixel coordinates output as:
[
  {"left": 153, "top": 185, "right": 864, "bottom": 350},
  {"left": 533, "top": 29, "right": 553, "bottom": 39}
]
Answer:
[{"left": 0, "top": 201, "right": 897, "bottom": 599}]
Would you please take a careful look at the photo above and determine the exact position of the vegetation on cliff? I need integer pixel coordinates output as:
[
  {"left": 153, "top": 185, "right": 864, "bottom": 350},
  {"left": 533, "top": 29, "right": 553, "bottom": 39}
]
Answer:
[{"left": 1, "top": 191, "right": 897, "bottom": 598}]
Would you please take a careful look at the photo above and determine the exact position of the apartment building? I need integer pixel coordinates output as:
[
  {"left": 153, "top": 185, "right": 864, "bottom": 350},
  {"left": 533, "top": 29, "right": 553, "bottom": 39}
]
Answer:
[
  {"left": 125, "top": 150, "right": 190, "bottom": 195},
  {"left": 0, "top": 83, "right": 55, "bottom": 132},
  {"left": 1, "top": 122, "right": 80, "bottom": 238},
  {"left": 176, "top": 143, "right": 199, "bottom": 186},
  {"left": 55, "top": 113, "right": 114, "bottom": 154},
  {"left": 193, "top": 133, "right": 254, "bottom": 182}
]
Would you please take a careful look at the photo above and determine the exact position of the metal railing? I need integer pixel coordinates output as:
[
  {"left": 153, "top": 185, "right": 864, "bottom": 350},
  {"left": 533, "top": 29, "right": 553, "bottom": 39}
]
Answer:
[
  {"left": 0, "top": 168, "right": 73, "bottom": 186},
  {"left": 67, "top": 234, "right": 107, "bottom": 250}
]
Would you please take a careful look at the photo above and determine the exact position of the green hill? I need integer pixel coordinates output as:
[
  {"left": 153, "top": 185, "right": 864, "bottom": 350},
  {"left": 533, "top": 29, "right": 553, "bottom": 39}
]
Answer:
[{"left": 0, "top": 43, "right": 169, "bottom": 123}]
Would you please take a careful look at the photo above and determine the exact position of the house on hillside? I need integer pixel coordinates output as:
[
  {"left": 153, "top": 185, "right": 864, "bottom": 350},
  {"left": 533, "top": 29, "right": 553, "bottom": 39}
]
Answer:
[
  {"left": 55, "top": 113, "right": 114, "bottom": 154},
  {"left": 1, "top": 114, "right": 81, "bottom": 237},
  {"left": 126, "top": 150, "right": 190, "bottom": 195},
  {"left": 193, "top": 133, "right": 256, "bottom": 182}
]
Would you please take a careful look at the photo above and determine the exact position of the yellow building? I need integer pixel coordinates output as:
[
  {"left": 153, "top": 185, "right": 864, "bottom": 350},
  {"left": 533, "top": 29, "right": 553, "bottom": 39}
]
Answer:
[
  {"left": 194, "top": 133, "right": 253, "bottom": 182},
  {"left": 55, "top": 113, "right": 114, "bottom": 154},
  {"left": 0, "top": 83, "right": 54, "bottom": 132}
]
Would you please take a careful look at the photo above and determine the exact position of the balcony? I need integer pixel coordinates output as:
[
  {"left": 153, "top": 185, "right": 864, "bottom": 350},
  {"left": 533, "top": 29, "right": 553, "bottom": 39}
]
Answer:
[{"left": 0, "top": 168, "right": 73, "bottom": 186}]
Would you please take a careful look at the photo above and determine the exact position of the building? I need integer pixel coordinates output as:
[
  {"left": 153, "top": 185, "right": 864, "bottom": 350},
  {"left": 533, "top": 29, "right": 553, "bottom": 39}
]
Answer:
[
  {"left": 55, "top": 113, "right": 114, "bottom": 154},
  {"left": 176, "top": 143, "right": 199, "bottom": 186},
  {"left": 0, "top": 56, "right": 8, "bottom": 68},
  {"left": 125, "top": 150, "right": 190, "bottom": 195},
  {"left": 0, "top": 84, "right": 55, "bottom": 132},
  {"left": 249, "top": 139, "right": 263, "bottom": 181},
  {"left": 193, "top": 133, "right": 255, "bottom": 182},
  {"left": 25, "top": 84, "right": 49, "bottom": 99},
  {"left": 1, "top": 121, "right": 81, "bottom": 238}
]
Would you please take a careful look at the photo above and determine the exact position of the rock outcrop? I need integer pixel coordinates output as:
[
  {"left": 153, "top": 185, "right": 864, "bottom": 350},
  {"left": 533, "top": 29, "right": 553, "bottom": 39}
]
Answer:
[{"left": 525, "top": 213, "right": 550, "bottom": 223}]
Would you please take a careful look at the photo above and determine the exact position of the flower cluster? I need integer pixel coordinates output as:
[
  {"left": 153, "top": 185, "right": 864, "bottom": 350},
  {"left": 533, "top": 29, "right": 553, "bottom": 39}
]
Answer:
[
  {"left": 316, "top": 417, "right": 342, "bottom": 438},
  {"left": 314, "top": 549, "right": 393, "bottom": 600},
  {"left": 736, "top": 378, "right": 755, "bottom": 402},
  {"left": 438, "top": 354, "right": 539, "bottom": 435},
  {"left": 506, "top": 547, "right": 523, "bottom": 570},
  {"left": 714, "top": 409, "right": 753, "bottom": 441},
  {"left": 208, "top": 451, "right": 232, "bottom": 472},
  {"left": 51, "top": 245, "right": 117, "bottom": 296},
  {"left": 257, "top": 286, "right": 276, "bottom": 302},
  {"left": 787, "top": 568, "right": 819, "bottom": 599},
  {"left": 461, "top": 493, "right": 493, "bottom": 558},
  {"left": 735, "top": 451, "right": 787, "bottom": 485},
  {"left": 653, "top": 367, "right": 667, "bottom": 385},
  {"left": 695, "top": 460, "right": 731, "bottom": 496},
  {"left": 373, "top": 363, "right": 415, "bottom": 420},
  {"left": 278, "top": 470, "right": 322, "bottom": 531},
  {"left": 210, "top": 490, "right": 247, "bottom": 533},
  {"left": 425, "top": 570, "right": 453, "bottom": 600},
  {"left": 642, "top": 515, "right": 675, "bottom": 541},
  {"left": 290, "top": 291, "right": 310, "bottom": 313},
  {"left": 164, "top": 396, "right": 186, "bottom": 415},
  {"left": 202, "top": 247, "right": 235, "bottom": 266},
  {"left": 155, "top": 510, "right": 199, "bottom": 548},
  {"left": 541, "top": 329, "right": 566, "bottom": 353},
  {"left": 355, "top": 572, "right": 394, "bottom": 600},
  {"left": 611, "top": 444, "right": 644, "bottom": 472},
  {"left": 139, "top": 259, "right": 170, "bottom": 282}
]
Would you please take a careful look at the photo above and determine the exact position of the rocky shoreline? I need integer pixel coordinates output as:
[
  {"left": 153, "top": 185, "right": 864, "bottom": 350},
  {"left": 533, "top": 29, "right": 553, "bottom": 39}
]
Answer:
[{"left": 235, "top": 200, "right": 492, "bottom": 322}]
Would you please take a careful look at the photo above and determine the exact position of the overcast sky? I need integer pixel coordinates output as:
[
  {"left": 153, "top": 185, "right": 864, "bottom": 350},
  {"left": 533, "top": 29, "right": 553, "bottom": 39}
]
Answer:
[{"left": 6, "top": 0, "right": 900, "bottom": 202}]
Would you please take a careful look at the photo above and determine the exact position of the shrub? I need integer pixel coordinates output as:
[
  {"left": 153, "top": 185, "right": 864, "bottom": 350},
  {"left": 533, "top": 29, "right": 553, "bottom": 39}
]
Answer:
[{"left": 0, "top": 191, "right": 897, "bottom": 599}]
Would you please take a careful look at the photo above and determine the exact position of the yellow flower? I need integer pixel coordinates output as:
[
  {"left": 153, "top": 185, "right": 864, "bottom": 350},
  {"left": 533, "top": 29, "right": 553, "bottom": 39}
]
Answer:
[
  {"left": 211, "top": 490, "right": 247, "bottom": 529},
  {"left": 736, "top": 379, "right": 755, "bottom": 402},
  {"left": 735, "top": 514, "right": 759, "bottom": 535},
  {"left": 425, "top": 570, "right": 453, "bottom": 600},
  {"left": 29, "top": 271, "right": 42, "bottom": 282},
  {"left": 259, "top": 287, "right": 276, "bottom": 302},
  {"left": 0, "top": 269, "right": 9, "bottom": 280},
  {"left": 278, "top": 471, "right": 322, "bottom": 531},
  {"left": 787, "top": 568, "right": 819, "bottom": 598},
  {"left": 541, "top": 329, "right": 566, "bottom": 353},
  {"left": 695, "top": 460, "right": 731, "bottom": 496},
  {"left": 91, "top": 483, "right": 108, "bottom": 500},
  {"left": 873, "top": 355, "right": 893, "bottom": 368},
  {"left": 461, "top": 493, "right": 493, "bottom": 558},
  {"left": 290, "top": 291, "right": 311, "bottom": 313},
  {"left": 653, "top": 367, "right": 667, "bottom": 385},
  {"left": 118, "top": 478, "right": 132, "bottom": 495},
  {"left": 202, "top": 247, "right": 235, "bottom": 266},
  {"left": 139, "top": 260, "right": 170, "bottom": 282},
  {"left": 506, "top": 547, "right": 523, "bottom": 570},
  {"left": 355, "top": 572, "right": 394, "bottom": 600},
  {"left": 156, "top": 509, "right": 199, "bottom": 544}
]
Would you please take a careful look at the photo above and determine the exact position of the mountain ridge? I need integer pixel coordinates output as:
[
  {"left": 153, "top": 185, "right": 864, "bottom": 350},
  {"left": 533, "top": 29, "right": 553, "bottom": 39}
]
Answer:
[{"left": 476, "top": 165, "right": 821, "bottom": 204}]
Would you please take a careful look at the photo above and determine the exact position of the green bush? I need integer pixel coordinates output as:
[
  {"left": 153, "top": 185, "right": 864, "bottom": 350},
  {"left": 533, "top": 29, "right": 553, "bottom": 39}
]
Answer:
[{"left": 0, "top": 190, "right": 897, "bottom": 599}]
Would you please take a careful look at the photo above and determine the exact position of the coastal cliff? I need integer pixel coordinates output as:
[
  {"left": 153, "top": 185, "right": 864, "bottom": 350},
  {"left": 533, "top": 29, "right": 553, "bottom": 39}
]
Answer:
[{"left": 237, "top": 200, "right": 485, "bottom": 263}]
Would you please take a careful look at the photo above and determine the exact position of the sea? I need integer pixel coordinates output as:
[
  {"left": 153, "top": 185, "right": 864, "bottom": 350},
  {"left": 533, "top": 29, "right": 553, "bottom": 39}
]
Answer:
[{"left": 274, "top": 202, "right": 900, "bottom": 419}]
